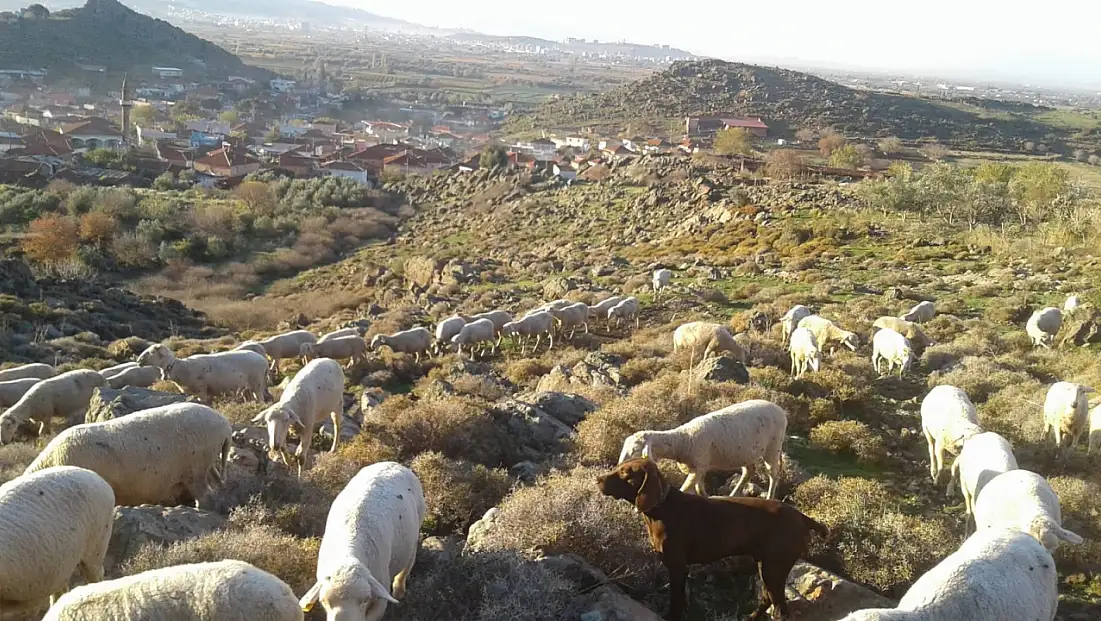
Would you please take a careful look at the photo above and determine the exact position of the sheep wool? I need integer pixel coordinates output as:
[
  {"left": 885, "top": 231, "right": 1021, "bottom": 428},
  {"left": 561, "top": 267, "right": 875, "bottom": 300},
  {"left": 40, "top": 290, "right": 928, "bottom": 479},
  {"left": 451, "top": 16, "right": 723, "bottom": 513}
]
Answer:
[
  {"left": 137, "top": 344, "right": 269, "bottom": 403},
  {"left": 300, "top": 337, "right": 367, "bottom": 369},
  {"left": 797, "top": 315, "right": 859, "bottom": 353},
  {"left": 1042, "top": 381, "right": 1093, "bottom": 453},
  {"left": 788, "top": 326, "right": 820, "bottom": 378},
  {"left": 607, "top": 297, "right": 641, "bottom": 330},
  {"left": 549, "top": 302, "right": 590, "bottom": 340},
  {"left": 318, "top": 327, "right": 360, "bottom": 343},
  {"left": 0, "top": 369, "right": 106, "bottom": 444},
  {"left": 920, "top": 385, "right": 982, "bottom": 484},
  {"left": 42, "top": 560, "right": 302, "bottom": 621},
  {"left": 105, "top": 365, "right": 161, "bottom": 390},
  {"left": 900, "top": 301, "right": 935, "bottom": 324},
  {"left": 256, "top": 330, "right": 319, "bottom": 368},
  {"left": 254, "top": 358, "right": 345, "bottom": 475},
  {"left": 0, "top": 362, "right": 56, "bottom": 382},
  {"left": 1026, "top": 307, "right": 1062, "bottom": 349},
  {"left": 370, "top": 327, "right": 433, "bottom": 363},
  {"left": 948, "top": 431, "right": 1018, "bottom": 519},
  {"left": 872, "top": 316, "right": 930, "bottom": 355},
  {"left": 673, "top": 321, "right": 748, "bottom": 367},
  {"left": 781, "top": 305, "right": 814, "bottom": 345},
  {"left": 0, "top": 377, "right": 40, "bottom": 408},
  {"left": 96, "top": 362, "right": 138, "bottom": 381},
  {"left": 433, "top": 315, "right": 468, "bottom": 353},
  {"left": 502, "top": 311, "right": 555, "bottom": 354},
  {"left": 450, "top": 318, "right": 497, "bottom": 359},
  {"left": 871, "top": 328, "right": 913, "bottom": 377},
  {"left": 589, "top": 295, "right": 625, "bottom": 323},
  {"left": 973, "top": 469, "right": 1083, "bottom": 552}
]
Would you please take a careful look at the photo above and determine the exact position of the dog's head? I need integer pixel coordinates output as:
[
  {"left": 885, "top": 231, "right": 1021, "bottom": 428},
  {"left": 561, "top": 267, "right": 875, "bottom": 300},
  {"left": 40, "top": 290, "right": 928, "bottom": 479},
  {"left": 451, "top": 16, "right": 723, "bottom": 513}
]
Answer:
[{"left": 596, "top": 457, "right": 668, "bottom": 512}]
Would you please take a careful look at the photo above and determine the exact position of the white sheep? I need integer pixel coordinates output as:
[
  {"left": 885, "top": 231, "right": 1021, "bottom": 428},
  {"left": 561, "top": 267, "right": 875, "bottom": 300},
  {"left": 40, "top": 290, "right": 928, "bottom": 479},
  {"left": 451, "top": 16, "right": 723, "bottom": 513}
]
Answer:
[
  {"left": 0, "top": 362, "right": 55, "bottom": 382},
  {"left": 780, "top": 305, "right": 814, "bottom": 345},
  {"left": 318, "top": 327, "right": 361, "bottom": 343},
  {"left": 25, "top": 402, "right": 232, "bottom": 508},
  {"left": 539, "top": 299, "right": 572, "bottom": 313},
  {"left": 232, "top": 341, "right": 268, "bottom": 357},
  {"left": 253, "top": 358, "right": 345, "bottom": 476},
  {"left": 1064, "top": 294, "right": 1080, "bottom": 316},
  {"left": 370, "top": 327, "right": 433, "bottom": 363},
  {"left": 920, "top": 385, "right": 983, "bottom": 484},
  {"left": 797, "top": 315, "right": 859, "bottom": 354},
  {"left": 549, "top": 302, "right": 589, "bottom": 340},
  {"left": 0, "top": 369, "right": 106, "bottom": 444},
  {"left": 43, "top": 560, "right": 303, "bottom": 621},
  {"left": 501, "top": 310, "right": 555, "bottom": 354},
  {"left": 900, "top": 300, "right": 935, "bottom": 323},
  {"left": 97, "top": 361, "right": 138, "bottom": 380},
  {"left": 618, "top": 399, "right": 788, "bottom": 499},
  {"left": 653, "top": 268, "right": 672, "bottom": 298},
  {"left": 788, "top": 326, "right": 820, "bottom": 378},
  {"left": 1026, "top": 307, "right": 1062, "bottom": 349},
  {"left": 871, "top": 327, "right": 914, "bottom": 377},
  {"left": 872, "top": 316, "right": 930, "bottom": 354},
  {"left": 137, "top": 344, "right": 270, "bottom": 404},
  {"left": 1089, "top": 402, "right": 1101, "bottom": 454},
  {"left": 0, "top": 466, "right": 115, "bottom": 616},
  {"left": 300, "top": 462, "right": 426, "bottom": 620},
  {"left": 300, "top": 337, "right": 368, "bottom": 369},
  {"left": 973, "top": 469, "right": 1083, "bottom": 552},
  {"left": 433, "top": 315, "right": 467, "bottom": 354},
  {"left": 1042, "top": 381, "right": 1094, "bottom": 456},
  {"left": 588, "top": 295, "right": 625, "bottom": 327},
  {"left": 0, "top": 377, "right": 40, "bottom": 408},
  {"left": 947, "top": 432, "right": 1018, "bottom": 521},
  {"left": 472, "top": 310, "right": 514, "bottom": 350},
  {"left": 673, "top": 321, "right": 748, "bottom": 368},
  {"left": 106, "top": 365, "right": 162, "bottom": 390},
  {"left": 607, "top": 296, "right": 641, "bottom": 330},
  {"left": 450, "top": 318, "right": 497, "bottom": 360},
  {"left": 838, "top": 528, "right": 1057, "bottom": 621},
  {"left": 256, "top": 330, "right": 319, "bottom": 371}
]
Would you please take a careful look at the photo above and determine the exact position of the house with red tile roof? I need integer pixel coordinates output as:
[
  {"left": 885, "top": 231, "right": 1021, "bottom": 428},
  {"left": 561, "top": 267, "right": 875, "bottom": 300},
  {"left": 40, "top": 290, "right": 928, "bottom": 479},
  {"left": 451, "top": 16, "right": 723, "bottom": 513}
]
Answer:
[
  {"left": 59, "top": 117, "right": 124, "bottom": 150},
  {"left": 193, "top": 145, "right": 261, "bottom": 177}
]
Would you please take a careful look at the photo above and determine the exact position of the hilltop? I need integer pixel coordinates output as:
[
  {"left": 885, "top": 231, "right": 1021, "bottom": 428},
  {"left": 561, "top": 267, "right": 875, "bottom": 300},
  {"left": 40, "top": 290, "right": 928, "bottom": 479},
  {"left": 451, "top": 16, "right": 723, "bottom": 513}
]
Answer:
[
  {"left": 0, "top": 0, "right": 270, "bottom": 79},
  {"left": 509, "top": 59, "right": 1069, "bottom": 149}
]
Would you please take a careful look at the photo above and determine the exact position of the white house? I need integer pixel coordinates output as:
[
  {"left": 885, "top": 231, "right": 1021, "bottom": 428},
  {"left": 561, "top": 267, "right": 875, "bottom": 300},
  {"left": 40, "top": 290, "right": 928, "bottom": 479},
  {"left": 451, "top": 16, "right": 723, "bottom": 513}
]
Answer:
[
  {"left": 152, "top": 67, "right": 184, "bottom": 79},
  {"left": 270, "top": 78, "right": 297, "bottom": 92},
  {"left": 320, "top": 160, "right": 371, "bottom": 184},
  {"left": 59, "top": 117, "right": 123, "bottom": 150},
  {"left": 136, "top": 126, "right": 177, "bottom": 146}
]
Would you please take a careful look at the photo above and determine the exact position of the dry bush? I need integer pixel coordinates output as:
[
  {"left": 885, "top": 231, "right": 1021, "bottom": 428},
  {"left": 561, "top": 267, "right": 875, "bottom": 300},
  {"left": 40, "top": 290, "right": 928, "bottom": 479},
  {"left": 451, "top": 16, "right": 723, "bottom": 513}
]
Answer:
[
  {"left": 927, "top": 356, "right": 1033, "bottom": 404},
  {"left": 0, "top": 441, "right": 41, "bottom": 485},
  {"left": 795, "top": 475, "right": 956, "bottom": 595},
  {"left": 809, "top": 421, "right": 888, "bottom": 464},
  {"left": 472, "top": 466, "right": 660, "bottom": 592},
  {"left": 22, "top": 214, "right": 80, "bottom": 264},
  {"left": 213, "top": 398, "right": 266, "bottom": 425},
  {"left": 117, "top": 521, "right": 320, "bottom": 594},
  {"left": 365, "top": 395, "right": 521, "bottom": 466},
  {"left": 410, "top": 451, "right": 512, "bottom": 535},
  {"left": 501, "top": 358, "right": 551, "bottom": 386},
  {"left": 983, "top": 296, "right": 1033, "bottom": 326},
  {"left": 450, "top": 373, "right": 509, "bottom": 401},
  {"left": 78, "top": 210, "right": 118, "bottom": 247},
  {"left": 208, "top": 465, "right": 333, "bottom": 538},
  {"left": 306, "top": 435, "right": 400, "bottom": 497},
  {"left": 977, "top": 380, "right": 1047, "bottom": 452},
  {"left": 197, "top": 290, "right": 369, "bottom": 331},
  {"left": 620, "top": 355, "right": 676, "bottom": 385}
]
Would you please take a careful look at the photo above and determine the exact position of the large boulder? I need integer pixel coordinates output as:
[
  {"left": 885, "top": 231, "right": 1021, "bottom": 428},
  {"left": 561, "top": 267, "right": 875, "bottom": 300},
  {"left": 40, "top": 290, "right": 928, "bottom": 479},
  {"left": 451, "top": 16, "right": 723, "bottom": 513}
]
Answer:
[
  {"left": 514, "top": 391, "right": 596, "bottom": 427},
  {"left": 785, "top": 562, "right": 895, "bottom": 621},
  {"left": 694, "top": 356, "right": 750, "bottom": 384},
  {"left": 1060, "top": 307, "right": 1101, "bottom": 347},
  {"left": 85, "top": 386, "right": 191, "bottom": 424},
  {"left": 491, "top": 398, "right": 574, "bottom": 461},
  {"left": 106, "top": 505, "right": 225, "bottom": 570}
]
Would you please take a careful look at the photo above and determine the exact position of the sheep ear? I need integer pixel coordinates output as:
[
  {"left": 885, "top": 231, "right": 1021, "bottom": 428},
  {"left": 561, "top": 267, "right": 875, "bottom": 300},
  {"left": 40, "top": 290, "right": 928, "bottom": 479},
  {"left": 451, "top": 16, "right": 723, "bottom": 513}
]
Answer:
[
  {"left": 299, "top": 581, "right": 323, "bottom": 612},
  {"left": 640, "top": 442, "right": 652, "bottom": 460},
  {"left": 368, "top": 573, "right": 399, "bottom": 604},
  {"left": 288, "top": 409, "right": 304, "bottom": 427},
  {"left": 251, "top": 410, "right": 266, "bottom": 424},
  {"left": 634, "top": 460, "right": 665, "bottom": 512},
  {"left": 1084, "top": 387, "right": 1096, "bottom": 394}
]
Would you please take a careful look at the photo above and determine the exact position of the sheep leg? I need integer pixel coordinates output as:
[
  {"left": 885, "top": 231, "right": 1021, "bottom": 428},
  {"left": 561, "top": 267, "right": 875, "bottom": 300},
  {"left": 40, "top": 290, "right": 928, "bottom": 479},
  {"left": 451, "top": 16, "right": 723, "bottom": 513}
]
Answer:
[
  {"left": 730, "top": 464, "right": 755, "bottom": 497},
  {"left": 923, "top": 430, "right": 938, "bottom": 482},
  {"left": 763, "top": 456, "right": 779, "bottom": 500},
  {"left": 680, "top": 471, "right": 700, "bottom": 495},
  {"left": 78, "top": 559, "right": 105, "bottom": 584},
  {"left": 393, "top": 548, "right": 417, "bottom": 600},
  {"left": 330, "top": 411, "right": 341, "bottom": 453},
  {"left": 548, "top": 331, "right": 554, "bottom": 350},
  {"left": 946, "top": 455, "right": 960, "bottom": 499}
]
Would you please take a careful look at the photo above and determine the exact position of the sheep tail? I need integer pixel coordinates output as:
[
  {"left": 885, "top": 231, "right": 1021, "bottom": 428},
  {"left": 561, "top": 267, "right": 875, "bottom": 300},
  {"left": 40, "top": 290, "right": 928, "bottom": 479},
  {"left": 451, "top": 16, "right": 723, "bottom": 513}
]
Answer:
[{"left": 803, "top": 514, "right": 829, "bottom": 538}]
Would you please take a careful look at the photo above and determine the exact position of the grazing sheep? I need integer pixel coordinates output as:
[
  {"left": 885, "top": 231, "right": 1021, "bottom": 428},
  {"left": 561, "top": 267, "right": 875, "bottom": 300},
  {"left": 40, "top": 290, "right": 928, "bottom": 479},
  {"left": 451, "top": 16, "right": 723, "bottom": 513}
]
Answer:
[
  {"left": 797, "top": 315, "right": 859, "bottom": 354},
  {"left": 256, "top": 330, "right": 319, "bottom": 371},
  {"left": 780, "top": 305, "right": 814, "bottom": 346},
  {"left": 608, "top": 296, "right": 641, "bottom": 330},
  {"left": 318, "top": 328, "right": 360, "bottom": 343},
  {"left": 0, "top": 369, "right": 106, "bottom": 444},
  {"left": 0, "top": 362, "right": 56, "bottom": 382},
  {"left": 653, "top": 268, "right": 672, "bottom": 298},
  {"left": 900, "top": 300, "right": 935, "bottom": 323},
  {"left": 106, "top": 365, "right": 162, "bottom": 390},
  {"left": 920, "top": 385, "right": 983, "bottom": 484},
  {"left": 549, "top": 302, "right": 590, "bottom": 340},
  {"left": 97, "top": 361, "right": 138, "bottom": 381},
  {"left": 973, "top": 469, "right": 1083, "bottom": 552},
  {"left": 948, "top": 432, "right": 1018, "bottom": 523},
  {"left": 300, "top": 462, "right": 426, "bottom": 620},
  {"left": 588, "top": 295, "right": 625, "bottom": 327},
  {"left": 300, "top": 337, "right": 368, "bottom": 369},
  {"left": 502, "top": 311, "right": 555, "bottom": 354},
  {"left": 137, "top": 344, "right": 270, "bottom": 404},
  {"left": 1026, "top": 307, "right": 1062, "bottom": 349},
  {"left": 1064, "top": 295, "right": 1080, "bottom": 316},
  {"left": 872, "top": 316, "right": 930, "bottom": 354},
  {"left": 1089, "top": 402, "right": 1101, "bottom": 454},
  {"left": 838, "top": 529, "right": 1057, "bottom": 621},
  {"left": 232, "top": 341, "right": 268, "bottom": 357},
  {"left": 1042, "top": 381, "right": 1094, "bottom": 455},
  {"left": 433, "top": 315, "right": 467, "bottom": 354},
  {"left": 0, "top": 377, "right": 40, "bottom": 408},
  {"left": 673, "top": 321, "right": 748, "bottom": 368},
  {"left": 25, "top": 402, "right": 232, "bottom": 508},
  {"left": 450, "top": 318, "right": 497, "bottom": 360},
  {"left": 788, "top": 327, "right": 820, "bottom": 378},
  {"left": 618, "top": 399, "right": 788, "bottom": 499},
  {"left": 370, "top": 327, "right": 433, "bottom": 363},
  {"left": 0, "top": 466, "right": 115, "bottom": 616},
  {"left": 539, "top": 299, "right": 572, "bottom": 313},
  {"left": 43, "top": 560, "right": 303, "bottom": 621},
  {"left": 471, "top": 310, "right": 514, "bottom": 350},
  {"left": 871, "top": 327, "right": 914, "bottom": 377},
  {"left": 253, "top": 358, "right": 344, "bottom": 476}
]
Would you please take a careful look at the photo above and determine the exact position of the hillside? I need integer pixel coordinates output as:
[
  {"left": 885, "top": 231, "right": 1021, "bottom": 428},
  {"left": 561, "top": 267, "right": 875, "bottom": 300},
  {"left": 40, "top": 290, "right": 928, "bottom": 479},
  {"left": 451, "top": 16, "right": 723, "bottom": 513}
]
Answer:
[
  {"left": 0, "top": 0, "right": 270, "bottom": 79},
  {"left": 509, "top": 59, "right": 1068, "bottom": 149}
]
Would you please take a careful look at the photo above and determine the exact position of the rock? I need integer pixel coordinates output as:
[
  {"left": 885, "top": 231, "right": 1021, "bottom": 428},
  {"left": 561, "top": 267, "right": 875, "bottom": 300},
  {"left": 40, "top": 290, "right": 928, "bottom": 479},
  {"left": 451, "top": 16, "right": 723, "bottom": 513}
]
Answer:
[
  {"left": 785, "top": 562, "right": 895, "bottom": 621},
  {"left": 465, "top": 507, "right": 500, "bottom": 551},
  {"left": 85, "top": 387, "right": 191, "bottom": 424},
  {"left": 419, "top": 378, "right": 457, "bottom": 401},
  {"left": 1060, "top": 307, "right": 1101, "bottom": 347},
  {"left": 514, "top": 391, "right": 597, "bottom": 427},
  {"left": 106, "top": 505, "right": 225, "bottom": 570},
  {"left": 404, "top": 256, "right": 442, "bottom": 291},
  {"left": 509, "top": 460, "right": 541, "bottom": 483},
  {"left": 359, "top": 388, "right": 389, "bottom": 421},
  {"left": 492, "top": 399, "right": 574, "bottom": 460},
  {"left": 421, "top": 535, "right": 465, "bottom": 565},
  {"left": 694, "top": 356, "right": 750, "bottom": 384},
  {"left": 542, "top": 276, "right": 572, "bottom": 299},
  {"left": 581, "top": 586, "right": 665, "bottom": 621},
  {"left": 319, "top": 413, "right": 362, "bottom": 444}
]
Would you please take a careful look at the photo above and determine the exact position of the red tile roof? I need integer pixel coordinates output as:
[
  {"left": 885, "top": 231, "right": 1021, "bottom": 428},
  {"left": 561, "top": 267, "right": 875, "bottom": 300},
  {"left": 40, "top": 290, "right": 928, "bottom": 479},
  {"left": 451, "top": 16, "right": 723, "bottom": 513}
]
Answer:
[{"left": 59, "top": 117, "right": 122, "bottom": 137}]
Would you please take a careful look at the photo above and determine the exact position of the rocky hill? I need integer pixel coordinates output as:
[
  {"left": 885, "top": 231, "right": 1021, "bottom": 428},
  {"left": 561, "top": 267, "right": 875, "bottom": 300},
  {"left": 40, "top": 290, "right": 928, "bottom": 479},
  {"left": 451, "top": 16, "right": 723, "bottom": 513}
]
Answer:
[
  {"left": 0, "top": 0, "right": 270, "bottom": 79},
  {"left": 509, "top": 59, "right": 1064, "bottom": 149}
]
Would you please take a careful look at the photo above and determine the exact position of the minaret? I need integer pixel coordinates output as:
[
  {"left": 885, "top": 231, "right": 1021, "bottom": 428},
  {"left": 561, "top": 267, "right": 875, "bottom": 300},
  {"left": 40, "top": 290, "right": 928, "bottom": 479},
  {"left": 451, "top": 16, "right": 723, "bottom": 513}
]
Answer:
[{"left": 119, "top": 73, "right": 133, "bottom": 150}]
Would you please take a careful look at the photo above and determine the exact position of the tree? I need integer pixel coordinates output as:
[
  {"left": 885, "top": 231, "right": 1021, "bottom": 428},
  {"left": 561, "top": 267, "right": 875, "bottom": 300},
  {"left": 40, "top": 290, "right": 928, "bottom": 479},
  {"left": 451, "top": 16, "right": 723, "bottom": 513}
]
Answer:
[
  {"left": 1010, "top": 162, "right": 1069, "bottom": 225},
  {"left": 886, "top": 161, "right": 914, "bottom": 181},
  {"left": 131, "top": 105, "right": 156, "bottom": 128},
  {"left": 828, "top": 144, "right": 864, "bottom": 169},
  {"left": 818, "top": 129, "right": 845, "bottom": 157},
  {"left": 83, "top": 149, "right": 121, "bottom": 168},
  {"left": 235, "top": 181, "right": 275, "bottom": 215},
  {"left": 794, "top": 128, "right": 816, "bottom": 144},
  {"left": 920, "top": 143, "right": 950, "bottom": 162},
  {"left": 878, "top": 136, "right": 904, "bottom": 156},
  {"left": 79, "top": 211, "right": 117, "bottom": 249},
  {"left": 764, "top": 149, "right": 805, "bottom": 179},
  {"left": 218, "top": 110, "right": 240, "bottom": 125},
  {"left": 22, "top": 215, "right": 79, "bottom": 264},
  {"left": 479, "top": 144, "right": 508, "bottom": 170},
  {"left": 713, "top": 127, "right": 754, "bottom": 156}
]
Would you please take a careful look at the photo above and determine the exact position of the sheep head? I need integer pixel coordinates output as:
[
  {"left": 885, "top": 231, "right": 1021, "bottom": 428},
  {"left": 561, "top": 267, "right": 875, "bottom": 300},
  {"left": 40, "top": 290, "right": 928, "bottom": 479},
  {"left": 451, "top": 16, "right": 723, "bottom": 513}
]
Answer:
[
  {"left": 252, "top": 404, "right": 303, "bottom": 457},
  {"left": 840, "top": 331, "right": 860, "bottom": 351},
  {"left": 0, "top": 414, "right": 17, "bottom": 445},
  {"left": 300, "top": 561, "right": 397, "bottom": 620},
  {"left": 618, "top": 431, "right": 659, "bottom": 464},
  {"left": 136, "top": 343, "right": 174, "bottom": 369},
  {"left": 369, "top": 335, "right": 387, "bottom": 351}
]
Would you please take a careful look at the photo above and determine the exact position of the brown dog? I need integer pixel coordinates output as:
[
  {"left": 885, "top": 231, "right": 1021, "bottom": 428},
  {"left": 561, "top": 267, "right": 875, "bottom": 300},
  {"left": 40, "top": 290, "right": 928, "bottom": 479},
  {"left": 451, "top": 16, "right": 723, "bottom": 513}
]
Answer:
[{"left": 597, "top": 457, "right": 827, "bottom": 621}]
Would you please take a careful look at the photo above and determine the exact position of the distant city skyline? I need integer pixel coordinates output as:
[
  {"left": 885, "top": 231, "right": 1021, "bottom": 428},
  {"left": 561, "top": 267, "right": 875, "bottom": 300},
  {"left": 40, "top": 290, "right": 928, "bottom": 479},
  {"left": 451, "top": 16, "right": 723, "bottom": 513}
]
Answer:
[{"left": 327, "top": 0, "right": 1101, "bottom": 91}]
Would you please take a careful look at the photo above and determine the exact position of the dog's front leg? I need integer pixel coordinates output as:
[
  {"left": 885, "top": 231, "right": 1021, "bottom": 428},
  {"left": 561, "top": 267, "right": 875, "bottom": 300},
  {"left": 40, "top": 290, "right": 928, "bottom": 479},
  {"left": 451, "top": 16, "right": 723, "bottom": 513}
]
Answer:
[{"left": 664, "top": 559, "right": 689, "bottom": 621}]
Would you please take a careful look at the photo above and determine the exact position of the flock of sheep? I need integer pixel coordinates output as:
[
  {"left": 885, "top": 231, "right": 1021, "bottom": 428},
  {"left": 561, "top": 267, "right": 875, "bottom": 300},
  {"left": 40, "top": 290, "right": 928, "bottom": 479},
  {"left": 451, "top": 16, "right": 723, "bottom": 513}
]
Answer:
[{"left": 0, "top": 266, "right": 1092, "bottom": 620}]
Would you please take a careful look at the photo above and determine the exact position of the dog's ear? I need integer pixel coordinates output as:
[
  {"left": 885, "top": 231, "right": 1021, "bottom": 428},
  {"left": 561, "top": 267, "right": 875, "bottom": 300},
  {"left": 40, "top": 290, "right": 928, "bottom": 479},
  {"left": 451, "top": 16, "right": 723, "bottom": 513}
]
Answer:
[{"left": 634, "top": 460, "right": 665, "bottom": 512}]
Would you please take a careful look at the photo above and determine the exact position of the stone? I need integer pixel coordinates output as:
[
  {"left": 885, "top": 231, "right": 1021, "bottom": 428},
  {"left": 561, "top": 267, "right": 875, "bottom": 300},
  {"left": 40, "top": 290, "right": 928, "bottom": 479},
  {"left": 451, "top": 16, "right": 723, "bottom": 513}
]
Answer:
[
  {"left": 514, "top": 391, "right": 597, "bottom": 427},
  {"left": 319, "top": 413, "right": 362, "bottom": 444},
  {"left": 465, "top": 507, "right": 500, "bottom": 551},
  {"left": 694, "top": 356, "right": 750, "bottom": 384},
  {"left": 542, "top": 276, "right": 572, "bottom": 299},
  {"left": 493, "top": 399, "right": 574, "bottom": 459},
  {"left": 1060, "top": 307, "right": 1101, "bottom": 347},
  {"left": 106, "top": 505, "right": 225, "bottom": 570},
  {"left": 508, "top": 460, "right": 541, "bottom": 483},
  {"left": 85, "top": 387, "right": 191, "bottom": 424},
  {"left": 785, "top": 562, "right": 895, "bottom": 621},
  {"left": 582, "top": 586, "right": 664, "bottom": 621}
]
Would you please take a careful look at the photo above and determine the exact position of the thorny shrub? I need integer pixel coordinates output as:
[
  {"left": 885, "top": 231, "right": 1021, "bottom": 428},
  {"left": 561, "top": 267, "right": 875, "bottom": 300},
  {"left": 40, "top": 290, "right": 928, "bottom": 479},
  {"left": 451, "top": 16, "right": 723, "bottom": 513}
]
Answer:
[{"left": 411, "top": 451, "right": 512, "bottom": 535}]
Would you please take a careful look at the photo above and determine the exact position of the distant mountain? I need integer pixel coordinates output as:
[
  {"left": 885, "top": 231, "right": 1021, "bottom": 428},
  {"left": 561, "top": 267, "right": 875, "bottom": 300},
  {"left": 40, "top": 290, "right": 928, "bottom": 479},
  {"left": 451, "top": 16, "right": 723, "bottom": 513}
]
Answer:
[
  {"left": 509, "top": 59, "right": 1064, "bottom": 149},
  {"left": 0, "top": 0, "right": 271, "bottom": 79}
]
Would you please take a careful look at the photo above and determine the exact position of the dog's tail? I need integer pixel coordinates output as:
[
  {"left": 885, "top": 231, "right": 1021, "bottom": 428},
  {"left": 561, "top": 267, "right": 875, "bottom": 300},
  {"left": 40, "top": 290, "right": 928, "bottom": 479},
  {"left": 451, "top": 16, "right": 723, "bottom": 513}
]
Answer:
[{"left": 802, "top": 514, "right": 829, "bottom": 538}]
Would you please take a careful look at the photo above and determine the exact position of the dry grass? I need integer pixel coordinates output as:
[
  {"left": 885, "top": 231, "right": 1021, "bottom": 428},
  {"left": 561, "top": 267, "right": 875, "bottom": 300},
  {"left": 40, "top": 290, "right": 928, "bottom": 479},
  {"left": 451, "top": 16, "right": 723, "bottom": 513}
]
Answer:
[
  {"left": 411, "top": 451, "right": 512, "bottom": 535},
  {"left": 809, "top": 421, "right": 888, "bottom": 464},
  {"left": 0, "top": 440, "right": 41, "bottom": 485}
]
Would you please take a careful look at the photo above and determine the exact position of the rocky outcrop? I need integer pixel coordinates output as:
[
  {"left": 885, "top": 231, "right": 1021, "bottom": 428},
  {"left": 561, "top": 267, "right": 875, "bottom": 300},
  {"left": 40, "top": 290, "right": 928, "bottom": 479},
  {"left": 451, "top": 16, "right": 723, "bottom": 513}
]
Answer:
[
  {"left": 694, "top": 356, "right": 750, "bottom": 384},
  {"left": 1060, "top": 307, "right": 1101, "bottom": 347},
  {"left": 106, "top": 505, "right": 225, "bottom": 570},
  {"left": 514, "top": 391, "right": 596, "bottom": 427},
  {"left": 786, "top": 562, "right": 896, "bottom": 621},
  {"left": 85, "top": 386, "right": 191, "bottom": 423}
]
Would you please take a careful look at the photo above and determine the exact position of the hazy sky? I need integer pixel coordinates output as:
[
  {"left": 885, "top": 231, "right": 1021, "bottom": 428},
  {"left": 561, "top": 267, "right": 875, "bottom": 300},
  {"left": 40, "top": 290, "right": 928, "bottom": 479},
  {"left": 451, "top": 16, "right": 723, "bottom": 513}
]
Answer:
[{"left": 327, "top": 0, "right": 1101, "bottom": 89}]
